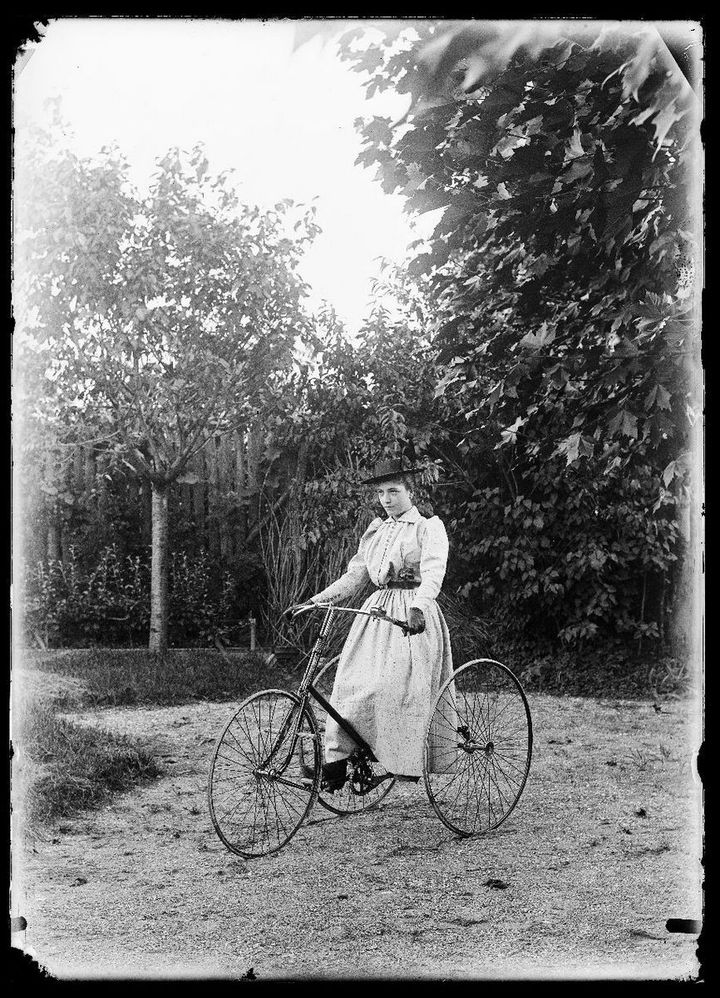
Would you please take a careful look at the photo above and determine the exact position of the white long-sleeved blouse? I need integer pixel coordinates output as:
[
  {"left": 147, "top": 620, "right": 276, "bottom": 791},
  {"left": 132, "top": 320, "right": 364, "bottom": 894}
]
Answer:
[{"left": 311, "top": 505, "right": 449, "bottom": 612}]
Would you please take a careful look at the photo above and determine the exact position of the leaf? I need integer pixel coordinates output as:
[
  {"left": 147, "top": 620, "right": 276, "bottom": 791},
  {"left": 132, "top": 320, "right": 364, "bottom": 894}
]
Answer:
[
  {"left": 291, "top": 21, "right": 339, "bottom": 53},
  {"left": 620, "top": 410, "right": 638, "bottom": 439},
  {"left": 557, "top": 432, "right": 594, "bottom": 466},
  {"left": 559, "top": 159, "right": 593, "bottom": 186},
  {"left": 565, "top": 127, "right": 586, "bottom": 160},
  {"left": 650, "top": 99, "right": 686, "bottom": 159},
  {"left": 176, "top": 472, "right": 200, "bottom": 485},
  {"left": 486, "top": 381, "right": 503, "bottom": 409},
  {"left": 656, "top": 385, "right": 672, "bottom": 410},
  {"left": 645, "top": 384, "right": 672, "bottom": 411},
  {"left": 519, "top": 323, "right": 556, "bottom": 350},
  {"left": 462, "top": 52, "right": 490, "bottom": 92},
  {"left": 662, "top": 461, "right": 677, "bottom": 487},
  {"left": 629, "top": 106, "right": 656, "bottom": 127},
  {"left": 619, "top": 31, "right": 659, "bottom": 100},
  {"left": 526, "top": 254, "right": 551, "bottom": 277},
  {"left": 499, "top": 415, "right": 525, "bottom": 446}
]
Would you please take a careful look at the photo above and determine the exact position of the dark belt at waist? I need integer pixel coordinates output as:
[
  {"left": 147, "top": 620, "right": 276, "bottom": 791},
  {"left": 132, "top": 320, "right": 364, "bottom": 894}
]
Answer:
[{"left": 380, "top": 581, "right": 420, "bottom": 590}]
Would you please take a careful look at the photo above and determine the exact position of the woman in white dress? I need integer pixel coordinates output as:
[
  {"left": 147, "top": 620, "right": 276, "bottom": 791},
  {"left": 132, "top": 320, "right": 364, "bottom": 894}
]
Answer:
[{"left": 291, "top": 458, "right": 454, "bottom": 790}]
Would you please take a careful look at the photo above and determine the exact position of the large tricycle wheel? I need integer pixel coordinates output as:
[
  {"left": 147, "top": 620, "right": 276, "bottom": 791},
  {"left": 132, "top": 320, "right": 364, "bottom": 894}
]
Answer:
[
  {"left": 208, "top": 689, "right": 320, "bottom": 857},
  {"left": 423, "top": 659, "right": 533, "bottom": 836}
]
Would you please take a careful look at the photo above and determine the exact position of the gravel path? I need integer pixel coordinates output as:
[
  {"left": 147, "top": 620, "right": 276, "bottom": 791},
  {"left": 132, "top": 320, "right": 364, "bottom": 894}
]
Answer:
[{"left": 13, "top": 694, "right": 702, "bottom": 980}]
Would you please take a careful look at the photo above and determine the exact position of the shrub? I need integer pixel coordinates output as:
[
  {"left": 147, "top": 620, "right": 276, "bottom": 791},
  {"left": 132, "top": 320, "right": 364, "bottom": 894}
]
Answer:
[
  {"left": 168, "top": 550, "right": 236, "bottom": 647},
  {"left": 24, "top": 545, "right": 150, "bottom": 647},
  {"left": 24, "top": 546, "right": 244, "bottom": 648},
  {"left": 443, "top": 460, "right": 681, "bottom": 666}
]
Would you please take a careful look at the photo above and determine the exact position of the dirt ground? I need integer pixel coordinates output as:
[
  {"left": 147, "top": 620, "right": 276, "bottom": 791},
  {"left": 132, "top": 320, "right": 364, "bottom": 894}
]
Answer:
[{"left": 12, "top": 693, "right": 703, "bottom": 981}]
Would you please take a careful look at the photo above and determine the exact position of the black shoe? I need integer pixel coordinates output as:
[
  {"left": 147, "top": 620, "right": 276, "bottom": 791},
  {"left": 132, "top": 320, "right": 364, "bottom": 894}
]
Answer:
[
  {"left": 392, "top": 774, "right": 420, "bottom": 783},
  {"left": 321, "top": 759, "right": 348, "bottom": 793},
  {"left": 299, "top": 759, "right": 349, "bottom": 790}
]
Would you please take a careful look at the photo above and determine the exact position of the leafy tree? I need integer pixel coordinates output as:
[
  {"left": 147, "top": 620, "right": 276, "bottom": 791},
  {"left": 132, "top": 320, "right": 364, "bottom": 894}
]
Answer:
[
  {"left": 325, "top": 20, "right": 702, "bottom": 653},
  {"left": 15, "top": 113, "right": 318, "bottom": 650},
  {"left": 339, "top": 21, "right": 700, "bottom": 475}
]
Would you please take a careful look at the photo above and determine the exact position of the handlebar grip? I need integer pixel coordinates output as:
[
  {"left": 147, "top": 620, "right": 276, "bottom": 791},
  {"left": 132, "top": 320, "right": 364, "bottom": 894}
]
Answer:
[{"left": 284, "top": 603, "right": 317, "bottom": 620}]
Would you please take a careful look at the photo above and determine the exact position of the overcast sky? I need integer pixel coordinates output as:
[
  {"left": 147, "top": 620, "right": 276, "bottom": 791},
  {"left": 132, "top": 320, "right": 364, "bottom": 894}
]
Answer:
[{"left": 15, "top": 17, "right": 437, "bottom": 333}]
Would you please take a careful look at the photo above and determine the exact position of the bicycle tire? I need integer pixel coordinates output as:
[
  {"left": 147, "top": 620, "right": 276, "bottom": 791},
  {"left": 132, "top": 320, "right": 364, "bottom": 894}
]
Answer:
[
  {"left": 423, "top": 659, "right": 533, "bottom": 836},
  {"left": 208, "top": 689, "right": 321, "bottom": 858}
]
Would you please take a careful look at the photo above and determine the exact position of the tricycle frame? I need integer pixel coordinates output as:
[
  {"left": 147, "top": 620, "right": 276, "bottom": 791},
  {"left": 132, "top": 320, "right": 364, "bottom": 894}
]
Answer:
[{"left": 208, "top": 601, "right": 533, "bottom": 858}]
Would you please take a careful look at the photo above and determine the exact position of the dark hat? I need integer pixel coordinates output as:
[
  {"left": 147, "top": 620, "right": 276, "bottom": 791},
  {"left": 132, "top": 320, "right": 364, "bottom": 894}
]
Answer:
[{"left": 360, "top": 457, "right": 425, "bottom": 486}]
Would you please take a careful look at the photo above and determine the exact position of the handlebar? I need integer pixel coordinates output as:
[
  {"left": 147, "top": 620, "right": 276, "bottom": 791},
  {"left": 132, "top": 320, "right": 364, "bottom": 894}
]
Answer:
[{"left": 284, "top": 601, "right": 417, "bottom": 635}]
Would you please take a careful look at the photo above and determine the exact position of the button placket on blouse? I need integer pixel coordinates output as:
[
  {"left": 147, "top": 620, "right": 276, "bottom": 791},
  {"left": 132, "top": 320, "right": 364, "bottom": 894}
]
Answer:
[{"left": 378, "top": 519, "right": 403, "bottom": 583}]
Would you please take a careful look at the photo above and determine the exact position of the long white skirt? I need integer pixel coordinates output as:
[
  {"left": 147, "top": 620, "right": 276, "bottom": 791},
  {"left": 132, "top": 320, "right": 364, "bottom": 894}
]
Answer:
[{"left": 323, "top": 588, "right": 455, "bottom": 777}]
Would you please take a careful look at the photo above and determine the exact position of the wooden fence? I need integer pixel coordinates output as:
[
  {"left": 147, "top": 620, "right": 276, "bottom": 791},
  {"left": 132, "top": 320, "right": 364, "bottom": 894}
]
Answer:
[{"left": 24, "top": 427, "right": 288, "bottom": 568}]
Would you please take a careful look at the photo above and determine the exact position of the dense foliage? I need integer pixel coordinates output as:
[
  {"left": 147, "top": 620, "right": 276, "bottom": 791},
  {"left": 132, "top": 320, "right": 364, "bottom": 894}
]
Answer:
[
  {"left": 343, "top": 22, "right": 698, "bottom": 474},
  {"left": 330, "top": 21, "right": 701, "bottom": 660}
]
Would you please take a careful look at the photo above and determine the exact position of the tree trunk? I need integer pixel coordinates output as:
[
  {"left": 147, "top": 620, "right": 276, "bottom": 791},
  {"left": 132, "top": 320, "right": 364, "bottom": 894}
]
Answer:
[
  {"left": 208, "top": 436, "right": 220, "bottom": 560},
  {"left": 83, "top": 444, "right": 95, "bottom": 506},
  {"left": 73, "top": 445, "right": 84, "bottom": 491},
  {"left": 219, "top": 435, "right": 232, "bottom": 561},
  {"left": 193, "top": 449, "right": 206, "bottom": 547},
  {"left": 246, "top": 425, "right": 261, "bottom": 533},
  {"left": 47, "top": 522, "right": 60, "bottom": 562},
  {"left": 236, "top": 430, "right": 247, "bottom": 542},
  {"left": 149, "top": 482, "right": 170, "bottom": 653},
  {"left": 141, "top": 480, "right": 153, "bottom": 546},
  {"left": 61, "top": 525, "right": 73, "bottom": 566}
]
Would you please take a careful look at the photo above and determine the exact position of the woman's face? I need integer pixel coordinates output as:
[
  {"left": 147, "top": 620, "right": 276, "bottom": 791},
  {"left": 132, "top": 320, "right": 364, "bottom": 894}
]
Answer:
[{"left": 376, "top": 479, "right": 414, "bottom": 518}]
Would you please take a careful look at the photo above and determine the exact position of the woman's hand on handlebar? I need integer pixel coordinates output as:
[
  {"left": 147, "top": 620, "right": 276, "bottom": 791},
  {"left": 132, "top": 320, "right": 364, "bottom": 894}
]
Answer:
[{"left": 405, "top": 606, "right": 426, "bottom": 635}]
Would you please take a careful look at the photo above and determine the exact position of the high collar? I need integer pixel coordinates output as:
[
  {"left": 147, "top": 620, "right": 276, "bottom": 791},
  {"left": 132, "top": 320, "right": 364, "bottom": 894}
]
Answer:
[{"left": 386, "top": 505, "right": 421, "bottom": 524}]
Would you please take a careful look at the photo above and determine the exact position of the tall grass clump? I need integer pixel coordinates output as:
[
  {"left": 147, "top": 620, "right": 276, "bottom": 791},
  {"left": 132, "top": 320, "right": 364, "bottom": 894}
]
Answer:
[
  {"left": 13, "top": 671, "right": 161, "bottom": 826},
  {"left": 259, "top": 501, "right": 373, "bottom": 659}
]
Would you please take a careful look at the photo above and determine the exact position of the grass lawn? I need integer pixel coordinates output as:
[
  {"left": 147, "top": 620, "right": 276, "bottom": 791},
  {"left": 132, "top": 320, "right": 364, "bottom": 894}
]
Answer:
[
  {"left": 17, "top": 647, "right": 284, "bottom": 708},
  {"left": 13, "top": 647, "right": 292, "bottom": 826}
]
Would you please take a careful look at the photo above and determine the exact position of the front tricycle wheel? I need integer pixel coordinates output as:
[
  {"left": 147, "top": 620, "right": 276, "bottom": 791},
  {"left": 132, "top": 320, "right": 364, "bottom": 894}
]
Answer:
[{"left": 207, "top": 689, "right": 321, "bottom": 858}]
